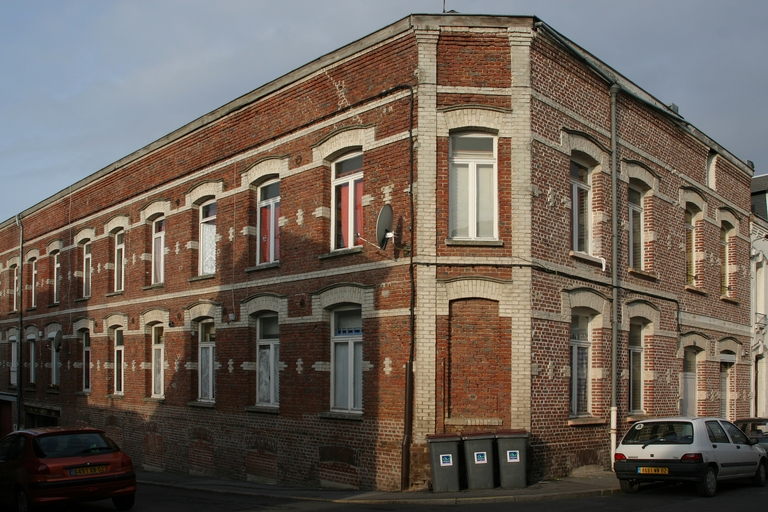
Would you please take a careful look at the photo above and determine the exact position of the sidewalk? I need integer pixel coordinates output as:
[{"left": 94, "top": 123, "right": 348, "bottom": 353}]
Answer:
[{"left": 136, "top": 470, "right": 622, "bottom": 505}]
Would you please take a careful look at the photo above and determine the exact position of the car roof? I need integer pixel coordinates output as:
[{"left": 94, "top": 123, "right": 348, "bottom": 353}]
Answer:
[{"left": 10, "top": 426, "right": 105, "bottom": 437}]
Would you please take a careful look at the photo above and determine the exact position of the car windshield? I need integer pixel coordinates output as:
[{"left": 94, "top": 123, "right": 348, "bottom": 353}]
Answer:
[
  {"left": 621, "top": 421, "right": 694, "bottom": 445},
  {"left": 33, "top": 432, "right": 119, "bottom": 458}
]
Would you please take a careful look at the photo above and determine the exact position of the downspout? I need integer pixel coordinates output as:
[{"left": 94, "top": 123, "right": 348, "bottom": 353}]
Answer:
[
  {"left": 401, "top": 84, "right": 416, "bottom": 491},
  {"left": 15, "top": 214, "right": 23, "bottom": 429},
  {"left": 610, "top": 85, "right": 621, "bottom": 465}
]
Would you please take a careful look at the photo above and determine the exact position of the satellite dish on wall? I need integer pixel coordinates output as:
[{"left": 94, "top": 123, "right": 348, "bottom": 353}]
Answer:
[{"left": 376, "top": 204, "right": 394, "bottom": 250}]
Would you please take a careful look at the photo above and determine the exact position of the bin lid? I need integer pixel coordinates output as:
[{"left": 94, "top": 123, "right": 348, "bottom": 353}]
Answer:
[
  {"left": 460, "top": 430, "right": 495, "bottom": 440},
  {"left": 427, "top": 433, "right": 461, "bottom": 442},
  {"left": 495, "top": 429, "right": 529, "bottom": 438}
]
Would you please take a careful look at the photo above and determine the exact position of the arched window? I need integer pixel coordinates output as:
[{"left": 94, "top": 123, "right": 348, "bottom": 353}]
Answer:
[
  {"left": 449, "top": 132, "right": 497, "bottom": 240},
  {"left": 199, "top": 200, "right": 217, "bottom": 275},
  {"left": 81, "top": 330, "right": 91, "bottom": 392},
  {"left": 198, "top": 320, "right": 216, "bottom": 401},
  {"left": 114, "top": 230, "right": 125, "bottom": 292},
  {"left": 151, "top": 325, "right": 165, "bottom": 398},
  {"left": 628, "top": 321, "right": 646, "bottom": 413},
  {"left": 258, "top": 180, "right": 280, "bottom": 264},
  {"left": 720, "top": 222, "right": 734, "bottom": 296},
  {"left": 332, "top": 153, "right": 364, "bottom": 250},
  {"left": 256, "top": 314, "right": 280, "bottom": 406},
  {"left": 569, "top": 310, "right": 593, "bottom": 416},
  {"left": 331, "top": 307, "right": 363, "bottom": 412},
  {"left": 152, "top": 217, "right": 166, "bottom": 284},
  {"left": 82, "top": 241, "right": 92, "bottom": 298},
  {"left": 570, "top": 159, "right": 592, "bottom": 254}
]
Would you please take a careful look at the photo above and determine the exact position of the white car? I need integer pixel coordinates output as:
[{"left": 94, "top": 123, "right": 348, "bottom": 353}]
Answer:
[{"left": 614, "top": 417, "right": 767, "bottom": 497}]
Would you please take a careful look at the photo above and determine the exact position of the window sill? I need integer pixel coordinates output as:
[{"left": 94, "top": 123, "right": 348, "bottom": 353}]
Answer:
[
  {"left": 142, "top": 283, "right": 165, "bottom": 291},
  {"left": 47, "top": 303, "right": 60, "bottom": 308},
  {"left": 189, "top": 274, "right": 215, "bottom": 283},
  {"left": 143, "top": 397, "right": 165, "bottom": 403},
  {"left": 319, "top": 411, "right": 363, "bottom": 421},
  {"left": 105, "top": 291, "right": 124, "bottom": 298},
  {"left": 685, "top": 284, "right": 707, "bottom": 296},
  {"left": 46, "top": 387, "right": 60, "bottom": 395},
  {"left": 319, "top": 246, "right": 364, "bottom": 260},
  {"left": 567, "top": 416, "right": 607, "bottom": 427},
  {"left": 107, "top": 394, "right": 124, "bottom": 399},
  {"left": 74, "top": 297, "right": 90, "bottom": 303},
  {"left": 569, "top": 251, "right": 605, "bottom": 269},
  {"left": 445, "top": 239, "right": 504, "bottom": 247},
  {"left": 25, "top": 307, "right": 37, "bottom": 313},
  {"left": 245, "top": 262, "right": 280, "bottom": 273},
  {"left": 720, "top": 295, "right": 739, "bottom": 305},
  {"left": 628, "top": 268, "right": 658, "bottom": 281},
  {"left": 245, "top": 405, "right": 280, "bottom": 414},
  {"left": 75, "top": 391, "right": 91, "bottom": 397},
  {"left": 187, "top": 400, "right": 215, "bottom": 408},
  {"left": 626, "top": 413, "right": 653, "bottom": 423}
]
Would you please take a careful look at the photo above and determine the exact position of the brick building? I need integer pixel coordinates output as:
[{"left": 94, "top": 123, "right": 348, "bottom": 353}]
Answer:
[{"left": 0, "top": 14, "right": 755, "bottom": 490}]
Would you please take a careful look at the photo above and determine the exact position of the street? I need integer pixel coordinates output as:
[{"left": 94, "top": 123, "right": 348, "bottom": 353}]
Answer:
[{"left": 68, "top": 480, "right": 767, "bottom": 512}]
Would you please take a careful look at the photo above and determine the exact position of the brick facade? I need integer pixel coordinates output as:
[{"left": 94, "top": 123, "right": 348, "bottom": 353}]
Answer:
[{"left": 0, "top": 14, "right": 755, "bottom": 490}]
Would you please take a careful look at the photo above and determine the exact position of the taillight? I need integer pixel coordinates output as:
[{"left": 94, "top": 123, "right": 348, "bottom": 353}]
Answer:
[
  {"left": 614, "top": 452, "right": 627, "bottom": 461},
  {"left": 120, "top": 454, "right": 133, "bottom": 469},
  {"left": 24, "top": 461, "right": 50, "bottom": 475},
  {"left": 681, "top": 453, "right": 703, "bottom": 463}
]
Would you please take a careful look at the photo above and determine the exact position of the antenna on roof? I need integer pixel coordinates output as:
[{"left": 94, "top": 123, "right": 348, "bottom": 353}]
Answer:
[{"left": 443, "top": 0, "right": 446, "bottom": 13}]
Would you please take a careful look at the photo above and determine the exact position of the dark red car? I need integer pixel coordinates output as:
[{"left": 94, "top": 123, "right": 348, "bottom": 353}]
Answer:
[{"left": 0, "top": 426, "right": 136, "bottom": 511}]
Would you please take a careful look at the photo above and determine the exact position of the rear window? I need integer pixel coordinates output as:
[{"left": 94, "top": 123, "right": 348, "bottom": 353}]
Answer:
[
  {"left": 33, "top": 432, "right": 119, "bottom": 458},
  {"left": 621, "top": 421, "right": 694, "bottom": 445}
]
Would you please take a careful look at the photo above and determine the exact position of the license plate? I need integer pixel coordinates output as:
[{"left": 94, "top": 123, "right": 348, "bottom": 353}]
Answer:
[
  {"left": 638, "top": 467, "right": 668, "bottom": 474},
  {"left": 71, "top": 466, "right": 107, "bottom": 476}
]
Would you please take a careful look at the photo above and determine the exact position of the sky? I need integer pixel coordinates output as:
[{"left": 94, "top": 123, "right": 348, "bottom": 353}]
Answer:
[{"left": 1, "top": 0, "right": 766, "bottom": 223}]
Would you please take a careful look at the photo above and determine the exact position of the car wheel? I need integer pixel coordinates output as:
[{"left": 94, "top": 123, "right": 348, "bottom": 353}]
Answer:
[
  {"left": 16, "top": 489, "right": 33, "bottom": 512},
  {"left": 753, "top": 460, "right": 767, "bottom": 487},
  {"left": 112, "top": 494, "right": 136, "bottom": 511},
  {"left": 696, "top": 466, "right": 717, "bottom": 497},
  {"left": 619, "top": 479, "right": 640, "bottom": 493}
]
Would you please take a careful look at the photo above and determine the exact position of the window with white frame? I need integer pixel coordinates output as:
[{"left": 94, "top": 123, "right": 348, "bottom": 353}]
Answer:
[
  {"left": 152, "top": 325, "right": 164, "bottom": 398},
  {"left": 114, "top": 230, "right": 125, "bottom": 292},
  {"left": 50, "top": 333, "right": 60, "bottom": 386},
  {"left": 152, "top": 218, "right": 165, "bottom": 284},
  {"left": 569, "top": 313, "right": 591, "bottom": 417},
  {"left": 113, "top": 329, "right": 124, "bottom": 395},
  {"left": 9, "top": 336, "right": 17, "bottom": 385},
  {"left": 628, "top": 187, "right": 643, "bottom": 270},
  {"left": 83, "top": 242, "right": 92, "bottom": 297},
  {"left": 11, "top": 265, "right": 18, "bottom": 311},
  {"left": 258, "top": 180, "right": 281, "bottom": 264},
  {"left": 28, "top": 335, "right": 36, "bottom": 384},
  {"left": 52, "top": 252, "right": 60, "bottom": 304},
  {"left": 256, "top": 315, "right": 279, "bottom": 406},
  {"left": 331, "top": 308, "right": 363, "bottom": 412},
  {"left": 449, "top": 133, "right": 497, "bottom": 239},
  {"left": 685, "top": 207, "right": 697, "bottom": 285},
  {"left": 30, "top": 259, "right": 37, "bottom": 308},
  {"left": 720, "top": 222, "right": 733, "bottom": 296},
  {"left": 82, "top": 331, "right": 91, "bottom": 392},
  {"left": 332, "top": 153, "right": 364, "bottom": 250},
  {"left": 720, "top": 352, "right": 736, "bottom": 418},
  {"left": 198, "top": 321, "right": 215, "bottom": 401},
  {"left": 628, "top": 322, "right": 644, "bottom": 413},
  {"left": 570, "top": 161, "right": 591, "bottom": 254},
  {"left": 199, "top": 201, "right": 217, "bottom": 275}
]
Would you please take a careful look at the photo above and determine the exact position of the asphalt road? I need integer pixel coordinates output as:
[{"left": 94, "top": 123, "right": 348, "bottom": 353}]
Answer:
[{"left": 69, "top": 479, "right": 767, "bottom": 512}]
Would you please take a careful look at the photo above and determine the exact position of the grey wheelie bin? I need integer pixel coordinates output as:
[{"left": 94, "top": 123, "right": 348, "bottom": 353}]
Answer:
[
  {"left": 461, "top": 431, "right": 496, "bottom": 490},
  {"left": 495, "top": 429, "right": 528, "bottom": 489},
  {"left": 427, "top": 433, "right": 461, "bottom": 492}
]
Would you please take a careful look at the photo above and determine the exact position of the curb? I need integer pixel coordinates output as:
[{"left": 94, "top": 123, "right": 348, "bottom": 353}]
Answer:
[{"left": 137, "top": 478, "right": 623, "bottom": 504}]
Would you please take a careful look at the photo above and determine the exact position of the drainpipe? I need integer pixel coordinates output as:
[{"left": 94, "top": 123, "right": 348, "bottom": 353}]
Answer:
[
  {"left": 400, "top": 84, "right": 416, "bottom": 491},
  {"left": 610, "top": 85, "right": 621, "bottom": 465},
  {"left": 15, "top": 214, "right": 23, "bottom": 429}
]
